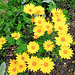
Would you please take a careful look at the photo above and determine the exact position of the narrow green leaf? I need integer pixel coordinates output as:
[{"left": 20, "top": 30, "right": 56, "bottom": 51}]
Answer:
[{"left": 0, "top": 62, "right": 6, "bottom": 75}]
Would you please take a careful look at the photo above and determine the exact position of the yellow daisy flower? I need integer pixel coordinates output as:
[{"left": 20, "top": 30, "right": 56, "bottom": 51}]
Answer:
[
  {"left": 23, "top": 3, "right": 35, "bottom": 15},
  {"left": 27, "top": 41, "right": 39, "bottom": 53},
  {"left": 55, "top": 33, "right": 73, "bottom": 46},
  {"left": 40, "top": 57, "right": 54, "bottom": 74},
  {"left": 0, "top": 43, "right": 2, "bottom": 49},
  {"left": 43, "top": 40, "right": 54, "bottom": 51},
  {"left": 27, "top": 56, "right": 41, "bottom": 72},
  {"left": 17, "top": 62, "right": 27, "bottom": 73},
  {"left": 59, "top": 46, "right": 74, "bottom": 59},
  {"left": 11, "top": 32, "right": 20, "bottom": 40},
  {"left": 34, "top": 6, "right": 45, "bottom": 15},
  {"left": 33, "top": 34, "right": 39, "bottom": 39},
  {"left": 43, "top": 21, "right": 53, "bottom": 31},
  {"left": 34, "top": 16, "right": 45, "bottom": 26},
  {"left": 54, "top": 23, "right": 68, "bottom": 33},
  {"left": 33, "top": 26, "right": 45, "bottom": 37},
  {"left": 9, "top": 59, "right": 18, "bottom": 67},
  {"left": 16, "top": 52, "right": 29, "bottom": 63},
  {"left": 8, "top": 66, "right": 18, "bottom": 75},
  {"left": 51, "top": 8, "right": 63, "bottom": 17},
  {"left": 0, "top": 36, "right": 6, "bottom": 44},
  {"left": 52, "top": 15, "right": 66, "bottom": 25}
]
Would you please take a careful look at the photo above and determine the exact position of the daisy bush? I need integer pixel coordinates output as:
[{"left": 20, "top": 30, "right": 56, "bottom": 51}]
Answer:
[{"left": 0, "top": 0, "right": 74, "bottom": 75}]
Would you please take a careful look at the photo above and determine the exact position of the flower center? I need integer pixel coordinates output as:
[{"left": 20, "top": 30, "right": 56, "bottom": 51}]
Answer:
[
  {"left": 32, "top": 62, "right": 36, "bottom": 66},
  {"left": 1, "top": 39, "right": 4, "bottom": 42},
  {"left": 14, "top": 61, "right": 17, "bottom": 64},
  {"left": 36, "top": 10, "right": 41, "bottom": 15},
  {"left": 55, "top": 12, "right": 58, "bottom": 15},
  {"left": 37, "top": 29, "right": 41, "bottom": 33},
  {"left": 58, "top": 26, "right": 63, "bottom": 30},
  {"left": 19, "top": 65, "right": 23, "bottom": 68},
  {"left": 57, "top": 19, "right": 61, "bottom": 22},
  {"left": 12, "top": 68, "right": 16, "bottom": 72},
  {"left": 15, "top": 35, "right": 18, "bottom": 38},
  {"left": 44, "top": 62, "right": 48, "bottom": 67},
  {"left": 21, "top": 57, "right": 24, "bottom": 60},
  {"left": 31, "top": 19, "right": 34, "bottom": 23},
  {"left": 46, "top": 25, "right": 50, "bottom": 29},
  {"left": 38, "top": 20, "right": 42, "bottom": 24},
  {"left": 31, "top": 46, "right": 35, "bottom": 49},
  {"left": 63, "top": 50, "right": 68, "bottom": 54},
  {"left": 29, "top": 9, "right": 32, "bottom": 12},
  {"left": 61, "top": 37, "right": 65, "bottom": 41},
  {"left": 47, "top": 44, "right": 50, "bottom": 47},
  {"left": 48, "top": 29, "right": 53, "bottom": 34}
]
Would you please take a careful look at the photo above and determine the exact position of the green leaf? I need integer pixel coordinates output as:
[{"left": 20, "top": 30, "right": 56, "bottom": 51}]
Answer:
[
  {"left": 8, "top": 11, "right": 12, "bottom": 16},
  {"left": 0, "top": 62, "right": 6, "bottom": 75},
  {"left": 16, "top": 38, "right": 23, "bottom": 45},
  {"left": 65, "top": 15, "right": 70, "bottom": 20},
  {"left": 38, "top": 47, "right": 44, "bottom": 53},
  {"left": 0, "top": 19, "right": 4, "bottom": 25},
  {"left": 6, "top": 35, "right": 15, "bottom": 44},
  {"left": 21, "top": 44, "right": 27, "bottom": 51},
  {"left": 59, "top": 57, "right": 62, "bottom": 62},
  {"left": 52, "top": 58, "right": 56, "bottom": 61},
  {"left": 4, "top": 27, "right": 10, "bottom": 34},
  {"left": 17, "top": 23, "right": 22, "bottom": 31},
  {"left": 37, "top": 0, "right": 42, "bottom": 3},
  {"left": 29, "top": 29, "right": 33, "bottom": 33},
  {"left": 47, "top": 2, "right": 56, "bottom": 12},
  {"left": 17, "top": 0, "right": 21, "bottom": 3},
  {"left": 17, "top": 43, "right": 27, "bottom": 53},
  {"left": 62, "top": 9, "right": 68, "bottom": 15},
  {"left": 25, "top": 0, "right": 29, "bottom": 2}
]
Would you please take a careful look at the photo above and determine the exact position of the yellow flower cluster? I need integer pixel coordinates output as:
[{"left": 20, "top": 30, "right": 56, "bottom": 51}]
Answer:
[
  {"left": 8, "top": 53, "right": 54, "bottom": 74},
  {"left": 8, "top": 52, "right": 29, "bottom": 75},
  {"left": 51, "top": 8, "right": 73, "bottom": 59},
  {"left": 23, "top": 3, "right": 45, "bottom": 16},
  {"left": 27, "top": 40, "right": 54, "bottom": 53},
  {"left": 23, "top": 3, "right": 53, "bottom": 38},
  {"left": 27, "top": 56, "right": 54, "bottom": 74},
  {"left": 0, "top": 36, "right": 6, "bottom": 49},
  {"left": 7, "top": 4, "right": 74, "bottom": 75},
  {"left": 33, "top": 16, "right": 53, "bottom": 38}
]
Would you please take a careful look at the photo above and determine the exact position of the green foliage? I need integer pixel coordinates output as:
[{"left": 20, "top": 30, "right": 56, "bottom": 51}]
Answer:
[
  {"left": 6, "top": 35, "right": 15, "bottom": 45},
  {"left": 0, "top": 62, "right": 6, "bottom": 75},
  {"left": 47, "top": 2, "right": 56, "bottom": 12},
  {"left": 62, "top": 9, "right": 70, "bottom": 20},
  {"left": 17, "top": 43, "right": 27, "bottom": 54},
  {"left": 16, "top": 38, "right": 24, "bottom": 45}
]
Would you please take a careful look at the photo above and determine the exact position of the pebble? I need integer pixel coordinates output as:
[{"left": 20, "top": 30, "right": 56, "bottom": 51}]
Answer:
[
  {"left": 66, "top": 62, "right": 68, "bottom": 64},
  {"left": 28, "top": 70, "right": 30, "bottom": 72},
  {"left": 54, "top": 63, "right": 56, "bottom": 65},
  {"left": 64, "top": 63, "right": 66, "bottom": 65}
]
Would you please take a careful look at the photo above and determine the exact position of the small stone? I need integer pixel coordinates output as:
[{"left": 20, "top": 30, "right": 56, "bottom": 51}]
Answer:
[
  {"left": 64, "top": 63, "right": 66, "bottom": 65},
  {"left": 28, "top": 70, "right": 30, "bottom": 72},
  {"left": 54, "top": 63, "right": 56, "bottom": 65}
]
